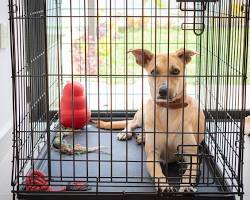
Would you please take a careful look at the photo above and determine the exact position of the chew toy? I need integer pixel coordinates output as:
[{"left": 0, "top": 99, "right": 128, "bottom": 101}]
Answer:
[
  {"left": 25, "top": 170, "right": 89, "bottom": 191},
  {"left": 60, "top": 82, "right": 91, "bottom": 129}
]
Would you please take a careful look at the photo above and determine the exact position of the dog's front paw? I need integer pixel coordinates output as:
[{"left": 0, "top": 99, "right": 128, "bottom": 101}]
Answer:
[
  {"left": 179, "top": 185, "right": 197, "bottom": 193},
  {"left": 154, "top": 178, "right": 175, "bottom": 192},
  {"left": 154, "top": 179, "right": 167, "bottom": 192},
  {"left": 165, "top": 186, "right": 177, "bottom": 192},
  {"left": 117, "top": 129, "right": 132, "bottom": 141},
  {"left": 135, "top": 133, "right": 145, "bottom": 145}
]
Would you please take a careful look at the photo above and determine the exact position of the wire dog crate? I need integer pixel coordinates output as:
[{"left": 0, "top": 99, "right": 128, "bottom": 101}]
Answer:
[{"left": 9, "top": 0, "right": 249, "bottom": 199}]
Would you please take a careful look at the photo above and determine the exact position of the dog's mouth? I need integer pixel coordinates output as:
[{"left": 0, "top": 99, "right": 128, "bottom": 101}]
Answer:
[
  {"left": 156, "top": 95, "right": 176, "bottom": 102},
  {"left": 156, "top": 91, "right": 183, "bottom": 103}
]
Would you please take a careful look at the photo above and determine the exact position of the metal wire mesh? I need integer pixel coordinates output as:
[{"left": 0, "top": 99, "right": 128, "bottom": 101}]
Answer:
[{"left": 9, "top": 0, "right": 249, "bottom": 199}]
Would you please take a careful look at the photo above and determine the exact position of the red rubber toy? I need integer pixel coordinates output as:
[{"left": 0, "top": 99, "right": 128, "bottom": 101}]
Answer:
[{"left": 60, "top": 82, "right": 91, "bottom": 129}]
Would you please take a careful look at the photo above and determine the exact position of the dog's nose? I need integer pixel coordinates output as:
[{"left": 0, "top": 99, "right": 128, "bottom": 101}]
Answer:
[{"left": 159, "top": 85, "right": 168, "bottom": 97}]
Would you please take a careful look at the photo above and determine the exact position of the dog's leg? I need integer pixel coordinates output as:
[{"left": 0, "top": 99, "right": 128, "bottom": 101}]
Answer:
[
  {"left": 179, "top": 153, "right": 198, "bottom": 192},
  {"left": 145, "top": 127, "right": 174, "bottom": 192},
  {"left": 245, "top": 116, "right": 250, "bottom": 136},
  {"left": 179, "top": 134, "right": 199, "bottom": 192},
  {"left": 146, "top": 151, "right": 174, "bottom": 192},
  {"left": 117, "top": 109, "right": 142, "bottom": 141}
]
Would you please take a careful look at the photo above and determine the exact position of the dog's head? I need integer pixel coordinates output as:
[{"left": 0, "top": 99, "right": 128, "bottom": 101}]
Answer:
[{"left": 129, "top": 48, "right": 198, "bottom": 102}]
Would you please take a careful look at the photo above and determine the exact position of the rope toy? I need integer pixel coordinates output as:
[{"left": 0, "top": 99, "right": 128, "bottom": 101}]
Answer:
[
  {"left": 25, "top": 170, "right": 89, "bottom": 191},
  {"left": 52, "top": 127, "right": 109, "bottom": 155}
]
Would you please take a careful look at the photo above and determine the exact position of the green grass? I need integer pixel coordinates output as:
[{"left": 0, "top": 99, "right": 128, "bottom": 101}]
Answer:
[
  {"left": 88, "top": 26, "right": 249, "bottom": 85},
  {"left": 94, "top": 27, "right": 197, "bottom": 84},
  {"left": 60, "top": 25, "right": 249, "bottom": 85}
]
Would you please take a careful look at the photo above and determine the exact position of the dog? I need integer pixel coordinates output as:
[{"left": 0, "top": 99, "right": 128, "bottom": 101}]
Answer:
[
  {"left": 94, "top": 48, "right": 205, "bottom": 193},
  {"left": 245, "top": 116, "right": 250, "bottom": 136}
]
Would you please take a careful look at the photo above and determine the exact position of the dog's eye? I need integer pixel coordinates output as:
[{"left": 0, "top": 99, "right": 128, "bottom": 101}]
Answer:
[
  {"left": 150, "top": 69, "right": 160, "bottom": 76},
  {"left": 170, "top": 68, "right": 180, "bottom": 75}
]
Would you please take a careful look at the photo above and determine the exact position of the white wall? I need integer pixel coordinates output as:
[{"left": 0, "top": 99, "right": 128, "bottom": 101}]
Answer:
[
  {"left": 0, "top": 0, "right": 12, "bottom": 139},
  {"left": 0, "top": 1, "right": 12, "bottom": 199}
]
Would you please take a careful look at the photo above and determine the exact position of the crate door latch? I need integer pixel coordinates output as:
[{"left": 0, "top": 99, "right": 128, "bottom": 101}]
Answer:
[{"left": 177, "top": 0, "right": 218, "bottom": 36}]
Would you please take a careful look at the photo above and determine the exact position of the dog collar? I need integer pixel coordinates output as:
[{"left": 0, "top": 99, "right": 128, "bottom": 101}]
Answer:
[{"left": 156, "top": 97, "right": 188, "bottom": 109}]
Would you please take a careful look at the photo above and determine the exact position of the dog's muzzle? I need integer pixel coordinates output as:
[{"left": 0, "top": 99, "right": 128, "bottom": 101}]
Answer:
[{"left": 158, "top": 84, "right": 168, "bottom": 99}]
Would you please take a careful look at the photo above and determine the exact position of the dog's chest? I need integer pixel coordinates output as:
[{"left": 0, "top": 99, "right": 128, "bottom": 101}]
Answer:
[
  {"left": 156, "top": 108, "right": 187, "bottom": 132},
  {"left": 148, "top": 109, "right": 190, "bottom": 160}
]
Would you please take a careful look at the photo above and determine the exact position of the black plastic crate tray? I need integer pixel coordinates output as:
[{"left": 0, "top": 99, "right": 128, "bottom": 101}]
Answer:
[{"left": 17, "top": 124, "right": 236, "bottom": 200}]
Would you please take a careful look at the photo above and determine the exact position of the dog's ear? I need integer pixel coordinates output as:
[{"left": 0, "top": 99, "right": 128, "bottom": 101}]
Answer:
[
  {"left": 128, "top": 49, "right": 153, "bottom": 67},
  {"left": 176, "top": 48, "right": 198, "bottom": 64}
]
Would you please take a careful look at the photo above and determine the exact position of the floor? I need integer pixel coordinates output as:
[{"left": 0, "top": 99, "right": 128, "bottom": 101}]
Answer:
[
  {"left": 0, "top": 134, "right": 12, "bottom": 200},
  {"left": 0, "top": 135, "right": 250, "bottom": 200}
]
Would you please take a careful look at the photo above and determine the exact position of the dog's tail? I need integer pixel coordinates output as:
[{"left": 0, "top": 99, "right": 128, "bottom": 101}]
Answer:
[{"left": 92, "top": 120, "right": 132, "bottom": 130}]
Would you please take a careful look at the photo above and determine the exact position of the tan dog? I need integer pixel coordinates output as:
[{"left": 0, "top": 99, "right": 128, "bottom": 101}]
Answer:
[{"left": 95, "top": 48, "right": 205, "bottom": 193}]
